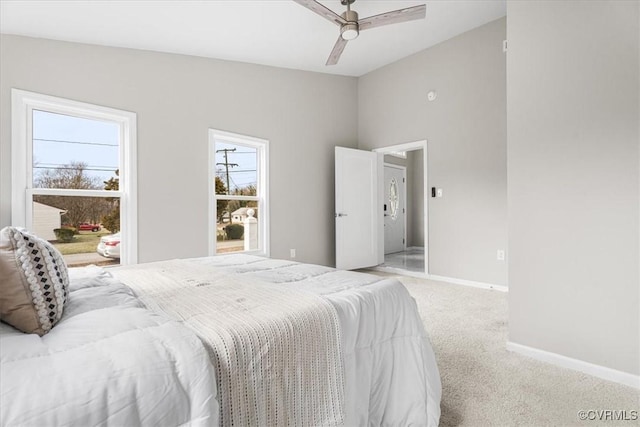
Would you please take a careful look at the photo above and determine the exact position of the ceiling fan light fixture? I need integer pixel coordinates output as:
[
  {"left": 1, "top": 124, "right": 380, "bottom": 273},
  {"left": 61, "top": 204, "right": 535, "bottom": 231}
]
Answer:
[
  {"left": 341, "top": 23, "right": 359, "bottom": 40},
  {"left": 293, "top": 0, "right": 426, "bottom": 65}
]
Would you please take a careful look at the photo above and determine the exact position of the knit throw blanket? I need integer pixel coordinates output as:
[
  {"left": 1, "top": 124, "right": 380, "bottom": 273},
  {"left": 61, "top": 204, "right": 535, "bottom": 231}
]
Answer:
[{"left": 112, "top": 259, "right": 345, "bottom": 427}]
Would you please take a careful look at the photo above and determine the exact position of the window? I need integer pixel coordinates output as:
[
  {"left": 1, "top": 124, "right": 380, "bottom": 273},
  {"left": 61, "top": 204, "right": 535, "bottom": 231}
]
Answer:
[
  {"left": 12, "top": 90, "right": 137, "bottom": 266},
  {"left": 209, "top": 129, "right": 268, "bottom": 256}
]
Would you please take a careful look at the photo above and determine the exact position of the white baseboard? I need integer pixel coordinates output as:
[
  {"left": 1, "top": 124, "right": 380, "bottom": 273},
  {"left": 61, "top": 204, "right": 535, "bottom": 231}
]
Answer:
[
  {"left": 428, "top": 274, "right": 508, "bottom": 292},
  {"left": 506, "top": 341, "right": 640, "bottom": 389},
  {"left": 370, "top": 267, "right": 508, "bottom": 292}
]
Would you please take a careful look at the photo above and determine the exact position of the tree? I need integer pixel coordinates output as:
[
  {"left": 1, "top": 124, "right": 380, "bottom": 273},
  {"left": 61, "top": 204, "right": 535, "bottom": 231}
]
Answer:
[
  {"left": 35, "top": 161, "right": 102, "bottom": 190},
  {"left": 215, "top": 176, "right": 229, "bottom": 223},
  {"left": 236, "top": 184, "right": 257, "bottom": 197},
  {"left": 101, "top": 170, "right": 120, "bottom": 233},
  {"left": 33, "top": 162, "right": 111, "bottom": 228}
]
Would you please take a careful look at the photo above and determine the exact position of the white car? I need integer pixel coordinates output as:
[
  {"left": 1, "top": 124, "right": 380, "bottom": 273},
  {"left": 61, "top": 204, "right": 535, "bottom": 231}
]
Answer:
[{"left": 97, "top": 232, "right": 121, "bottom": 258}]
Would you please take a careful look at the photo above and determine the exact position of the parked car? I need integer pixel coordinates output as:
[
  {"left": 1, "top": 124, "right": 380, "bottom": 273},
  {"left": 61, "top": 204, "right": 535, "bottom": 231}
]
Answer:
[
  {"left": 97, "top": 232, "right": 120, "bottom": 258},
  {"left": 78, "top": 223, "right": 101, "bottom": 232}
]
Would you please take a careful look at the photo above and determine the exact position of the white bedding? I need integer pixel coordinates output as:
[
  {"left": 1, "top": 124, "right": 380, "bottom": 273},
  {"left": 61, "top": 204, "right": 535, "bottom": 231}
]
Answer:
[
  {"left": 1, "top": 255, "right": 441, "bottom": 427},
  {"left": 184, "top": 255, "right": 442, "bottom": 427},
  {"left": 112, "top": 259, "right": 346, "bottom": 427},
  {"left": 0, "top": 266, "right": 218, "bottom": 427}
]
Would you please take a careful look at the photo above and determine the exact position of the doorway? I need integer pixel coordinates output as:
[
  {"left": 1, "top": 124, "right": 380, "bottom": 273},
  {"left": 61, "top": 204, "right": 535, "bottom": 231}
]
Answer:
[{"left": 375, "top": 141, "right": 428, "bottom": 275}]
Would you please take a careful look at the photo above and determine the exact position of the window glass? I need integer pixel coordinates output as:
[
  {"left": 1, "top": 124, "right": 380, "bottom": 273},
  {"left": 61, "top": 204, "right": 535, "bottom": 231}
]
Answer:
[
  {"left": 215, "top": 208, "right": 259, "bottom": 254},
  {"left": 32, "top": 110, "right": 119, "bottom": 188},
  {"left": 214, "top": 142, "right": 257, "bottom": 196},
  {"left": 32, "top": 195, "right": 119, "bottom": 267},
  {"left": 211, "top": 131, "right": 267, "bottom": 256},
  {"left": 29, "top": 108, "right": 122, "bottom": 267}
]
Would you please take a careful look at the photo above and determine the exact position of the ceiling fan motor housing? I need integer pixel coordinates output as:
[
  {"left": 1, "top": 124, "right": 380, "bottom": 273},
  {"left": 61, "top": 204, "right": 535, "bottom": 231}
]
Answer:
[
  {"left": 340, "top": 10, "right": 359, "bottom": 40},
  {"left": 293, "top": 0, "right": 427, "bottom": 65}
]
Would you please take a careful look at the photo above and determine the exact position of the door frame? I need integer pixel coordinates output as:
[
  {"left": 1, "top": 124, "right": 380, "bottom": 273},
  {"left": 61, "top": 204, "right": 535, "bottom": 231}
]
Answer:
[
  {"left": 383, "top": 163, "right": 407, "bottom": 254},
  {"left": 374, "top": 140, "right": 429, "bottom": 276}
]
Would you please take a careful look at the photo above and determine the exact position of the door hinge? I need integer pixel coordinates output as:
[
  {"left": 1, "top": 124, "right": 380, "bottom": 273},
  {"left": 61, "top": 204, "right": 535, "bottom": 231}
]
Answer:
[
  {"left": 403, "top": 178, "right": 405, "bottom": 183},
  {"left": 403, "top": 238, "right": 405, "bottom": 244},
  {"left": 403, "top": 208, "right": 405, "bottom": 213}
]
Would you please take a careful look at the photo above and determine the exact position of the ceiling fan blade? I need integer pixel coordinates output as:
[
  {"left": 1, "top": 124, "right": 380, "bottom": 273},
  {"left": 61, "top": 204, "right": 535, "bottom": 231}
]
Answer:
[
  {"left": 326, "top": 36, "right": 348, "bottom": 66},
  {"left": 293, "top": 0, "right": 347, "bottom": 26},
  {"left": 358, "top": 4, "right": 426, "bottom": 31}
]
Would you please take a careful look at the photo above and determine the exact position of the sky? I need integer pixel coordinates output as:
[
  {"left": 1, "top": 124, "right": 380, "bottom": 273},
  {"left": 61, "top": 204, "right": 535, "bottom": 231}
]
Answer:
[
  {"left": 33, "top": 109, "right": 258, "bottom": 193},
  {"left": 214, "top": 141, "right": 257, "bottom": 193},
  {"left": 32, "top": 109, "right": 119, "bottom": 186}
]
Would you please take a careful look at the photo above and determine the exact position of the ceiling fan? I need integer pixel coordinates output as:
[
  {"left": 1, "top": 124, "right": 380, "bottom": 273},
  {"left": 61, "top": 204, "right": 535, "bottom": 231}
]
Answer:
[{"left": 293, "top": 0, "right": 426, "bottom": 66}]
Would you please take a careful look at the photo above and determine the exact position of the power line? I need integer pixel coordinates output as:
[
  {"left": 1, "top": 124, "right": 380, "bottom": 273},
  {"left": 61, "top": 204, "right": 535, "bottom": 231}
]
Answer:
[
  {"left": 215, "top": 148, "right": 240, "bottom": 224},
  {"left": 33, "top": 138, "right": 118, "bottom": 147},
  {"left": 33, "top": 165, "right": 117, "bottom": 172},
  {"left": 36, "top": 163, "right": 117, "bottom": 169},
  {"left": 229, "top": 174, "right": 238, "bottom": 190},
  {"left": 218, "top": 169, "right": 256, "bottom": 173}
]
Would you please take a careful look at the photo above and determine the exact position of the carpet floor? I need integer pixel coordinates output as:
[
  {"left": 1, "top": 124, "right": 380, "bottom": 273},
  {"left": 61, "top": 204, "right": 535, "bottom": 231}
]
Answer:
[{"left": 371, "top": 272, "right": 640, "bottom": 426}]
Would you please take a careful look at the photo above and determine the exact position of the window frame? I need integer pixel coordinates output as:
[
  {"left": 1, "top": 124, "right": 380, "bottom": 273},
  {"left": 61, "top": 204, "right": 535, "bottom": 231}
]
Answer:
[
  {"left": 208, "top": 129, "right": 269, "bottom": 257},
  {"left": 11, "top": 89, "right": 138, "bottom": 265}
]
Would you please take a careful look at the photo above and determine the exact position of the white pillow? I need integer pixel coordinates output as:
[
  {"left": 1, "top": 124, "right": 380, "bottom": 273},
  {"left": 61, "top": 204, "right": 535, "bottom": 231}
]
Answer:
[{"left": 0, "top": 227, "right": 69, "bottom": 336}]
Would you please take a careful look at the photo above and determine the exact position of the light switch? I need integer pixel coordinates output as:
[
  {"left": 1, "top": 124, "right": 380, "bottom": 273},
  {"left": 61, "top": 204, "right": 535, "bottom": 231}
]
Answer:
[{"left": 436, "top": 188, "right": 443, "bottom": 198}]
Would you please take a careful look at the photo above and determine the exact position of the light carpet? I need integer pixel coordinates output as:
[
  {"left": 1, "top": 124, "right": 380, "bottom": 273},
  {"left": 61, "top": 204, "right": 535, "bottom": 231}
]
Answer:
[{"left": 369, "top": 272, "right": 640, "bottom": 426}]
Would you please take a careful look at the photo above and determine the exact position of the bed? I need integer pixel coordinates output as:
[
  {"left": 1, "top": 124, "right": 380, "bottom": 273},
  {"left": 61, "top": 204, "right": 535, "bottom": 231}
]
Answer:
[{"left": 0, "top": 253, "right": 441, "bottom": 426}]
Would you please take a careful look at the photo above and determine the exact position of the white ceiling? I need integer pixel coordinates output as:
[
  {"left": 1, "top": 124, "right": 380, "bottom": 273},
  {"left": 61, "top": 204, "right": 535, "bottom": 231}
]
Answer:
[{"left": 0, "top": 0, "right": 506, "bottom": 77}]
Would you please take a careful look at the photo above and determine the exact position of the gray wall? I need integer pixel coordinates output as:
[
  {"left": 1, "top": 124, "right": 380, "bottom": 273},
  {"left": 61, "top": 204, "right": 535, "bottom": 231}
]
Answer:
[
  {"left": 507, "top": 1, "right": 639, "bottom": 375},
  {"left": 383, "top": 151, "right": 424, "bottom": 248},
  {"left": 383, "top": 155, "right": 407, "bottom": 168},
  {"left": 383, "top": 153, "right": 422, "bottom": 248},
  {"left": 407, "top": 150, "right": 424, "bottom": 247},
  {"left": 359, "top": 18, "right": 507, "bottom": 286},
  {"left": 0, "top": 35, "right": 358, "bottom": 266}
]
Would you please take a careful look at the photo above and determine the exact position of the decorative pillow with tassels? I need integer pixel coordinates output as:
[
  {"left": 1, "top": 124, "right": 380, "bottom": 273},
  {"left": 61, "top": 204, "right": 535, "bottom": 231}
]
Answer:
[{"left": 0, "top": 227, "right": 69, "bottom": 336}]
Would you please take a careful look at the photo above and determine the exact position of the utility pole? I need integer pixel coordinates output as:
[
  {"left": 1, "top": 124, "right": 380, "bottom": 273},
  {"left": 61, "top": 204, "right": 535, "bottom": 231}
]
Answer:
[{"left": 216, "top": 148, "right": 238, "bottom": 223}]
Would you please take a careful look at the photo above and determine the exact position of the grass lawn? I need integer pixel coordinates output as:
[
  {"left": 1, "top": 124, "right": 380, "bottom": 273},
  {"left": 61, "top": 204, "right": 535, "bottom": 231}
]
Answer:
[{"left": 53, "top": 230, "right": 112, "bottom": 255}]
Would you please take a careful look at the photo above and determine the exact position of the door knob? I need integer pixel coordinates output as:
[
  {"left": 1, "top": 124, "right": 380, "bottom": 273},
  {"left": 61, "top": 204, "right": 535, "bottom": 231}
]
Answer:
[{"left": 335, "top": 213, "right": 348, "bottom": 217}]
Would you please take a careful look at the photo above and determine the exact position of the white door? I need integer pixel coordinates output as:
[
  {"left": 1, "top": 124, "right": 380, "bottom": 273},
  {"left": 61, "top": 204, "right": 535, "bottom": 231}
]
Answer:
[
  {"left": 384, "top": 165, "right": 406, "bottom": 254},
  {"left": 335, "top": 147, "right": 383, "bottom": 270}
]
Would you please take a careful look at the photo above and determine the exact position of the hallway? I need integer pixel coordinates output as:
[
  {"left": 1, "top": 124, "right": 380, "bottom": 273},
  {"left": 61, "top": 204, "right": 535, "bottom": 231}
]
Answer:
[{"left": 382, "top": 247, "right": 425, "bottom": 273}]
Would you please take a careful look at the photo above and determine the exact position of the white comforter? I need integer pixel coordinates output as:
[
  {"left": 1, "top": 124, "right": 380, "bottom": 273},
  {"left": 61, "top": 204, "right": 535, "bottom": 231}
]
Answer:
[
  {"left": 0, "top": 266, "right": 218, "bottom": 427},
  {"left": 185, "top": 255, "right": 442, "bottom": 427},
  {"left": 112, "top": 259, "right": 346, "bottom": 427},
  {"left": 1, "top": 255, "right": 441, "bottom": 427}
]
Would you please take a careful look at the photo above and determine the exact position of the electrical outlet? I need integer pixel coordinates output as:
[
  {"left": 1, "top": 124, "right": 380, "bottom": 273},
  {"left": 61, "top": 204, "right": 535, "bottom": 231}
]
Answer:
[
  {"left": 436, "top": 188, "right": 443, "bottom": 198},
  {"left": 497, "top": 250, "right": 505, "bottom": 261},
  {"left": 290, "top": 249, "right": 296, "bottom": 259}
]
